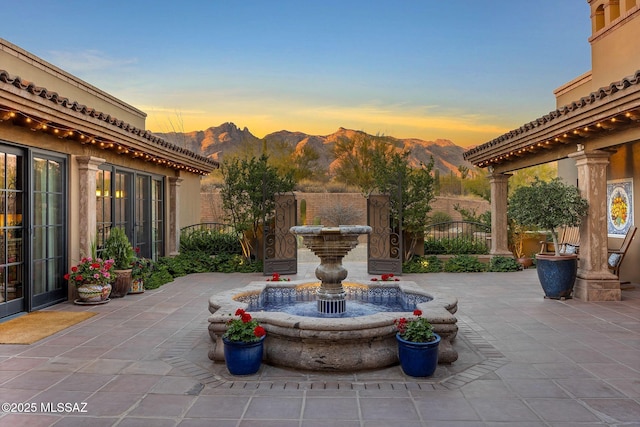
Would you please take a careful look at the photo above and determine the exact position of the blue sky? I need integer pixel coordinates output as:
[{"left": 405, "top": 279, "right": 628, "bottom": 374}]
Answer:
[{"left": 1, "top": 0, "right": 592, "bottom": 147}]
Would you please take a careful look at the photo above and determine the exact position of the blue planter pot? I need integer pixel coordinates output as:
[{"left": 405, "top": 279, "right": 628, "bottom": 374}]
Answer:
[
  {"left": 222, "top": 335, "right": 265, "bottom": 375},
  {"left": 536, "top": 254, "right": 577, "bottom": 299},
  {"left": 396, "top": 333, "right": 440, "bottom": 377}
]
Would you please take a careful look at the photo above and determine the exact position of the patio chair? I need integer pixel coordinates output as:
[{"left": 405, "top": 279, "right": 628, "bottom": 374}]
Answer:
[
  {"left": 539, "top": 226, "right": 580, "bottom": 255},
  {"left": 608, "top": 226, "right": 637, "bottom": 284}
]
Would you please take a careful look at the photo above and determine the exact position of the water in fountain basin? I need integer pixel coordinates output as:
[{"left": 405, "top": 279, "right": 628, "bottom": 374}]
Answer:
[{"left": 239, "top": 283, "right": 433, "bottom": 318}]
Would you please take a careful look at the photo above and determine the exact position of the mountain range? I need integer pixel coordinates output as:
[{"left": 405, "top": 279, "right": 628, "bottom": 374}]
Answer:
[{"left": 154, "top": 123, "right": 473, "bottom": 176}]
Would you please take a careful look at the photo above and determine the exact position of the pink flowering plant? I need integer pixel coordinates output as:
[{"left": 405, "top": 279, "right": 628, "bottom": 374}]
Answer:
[
  {"left": 223, "top": 309, "right": 267, "bottom": 342},
  {"left": 394, "top": 309, "right": 436, "bottom": 342},
  {"left": 64, "top": 257, "right": 115, "bottom": 287},
  {"left": 371, "top": 273, "right": 399, "bottom": 282}
]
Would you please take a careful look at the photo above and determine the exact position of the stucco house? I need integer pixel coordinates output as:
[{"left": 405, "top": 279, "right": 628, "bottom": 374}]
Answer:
[
  {"left": 0, "top": 39, "right": 218, "bottom": 318},
  {"left": 464, "top": 0, "right": 640, "bottom": 301}
]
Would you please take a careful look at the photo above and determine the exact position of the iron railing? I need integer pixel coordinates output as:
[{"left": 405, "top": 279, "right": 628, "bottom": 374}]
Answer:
[
  {"left": 180, "top": 222, "right": 235, "bottom": 235},
  {"left": 424, "top": 221, "right": 491, "bottom": 255}
]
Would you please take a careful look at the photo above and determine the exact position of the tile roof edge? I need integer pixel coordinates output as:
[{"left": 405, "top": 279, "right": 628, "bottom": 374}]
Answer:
[
  {"left": 464, "top": 69, "right": 640, "bottom": 158},
  {"left": 0, "top": 69, "right": 218, "bottom": 168}
]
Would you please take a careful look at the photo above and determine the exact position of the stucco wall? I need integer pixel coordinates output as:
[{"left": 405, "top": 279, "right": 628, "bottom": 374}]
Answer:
[
  {"left": 591, "top": 10, "right": 640, "bottom": 88},
  {"left": 179, "top": 173, "right": 203, "bottom": 228},
  {"left": 607, "top": 141, "right": 640, "bottom": 284}
]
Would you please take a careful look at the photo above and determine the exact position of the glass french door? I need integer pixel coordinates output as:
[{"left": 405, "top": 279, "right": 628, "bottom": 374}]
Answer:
[
  {"left": 97, "top": 166, "right": 163, "bottom": 261},
  {"left": 135, "top": 175, "right": 150, "bottom": 258},
  {"left": 0, "top": 147, "right": 25, "bottom": 317},
  {"left": 31, "top": 153, "right": 66, "bottom": 309}
]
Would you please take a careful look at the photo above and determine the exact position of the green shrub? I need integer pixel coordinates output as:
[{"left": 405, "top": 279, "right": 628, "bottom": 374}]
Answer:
[
  {"left": 145, "top": 266, "right": 174, "bottom": 289},
  {"left": 424, "top": 236, "right": 489, "bottom": 255},
  {"left": 488, "top": 256, "right": 522, "bottom": 272},
  {"left": 444, "top": 255, "right": 486, "bottom": 272},
  {"left": 423, "top": 239, "right": 447, "bottom": 254},
  {"left": 403, "top": 255, "right": 443, "bottom": 273},
  {"left": 180, "top": 228, "right": 242, "bottom": 255}
]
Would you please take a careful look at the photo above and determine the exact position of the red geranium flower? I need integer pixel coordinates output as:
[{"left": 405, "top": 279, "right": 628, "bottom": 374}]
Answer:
[{"left": 223, "top": 308, "right": 267, "bottom": 343}]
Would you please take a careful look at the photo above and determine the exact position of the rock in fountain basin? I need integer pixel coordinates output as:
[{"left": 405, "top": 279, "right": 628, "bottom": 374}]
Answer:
[{"left": 208, "top": 279, "right": 458, "bottom": 372}]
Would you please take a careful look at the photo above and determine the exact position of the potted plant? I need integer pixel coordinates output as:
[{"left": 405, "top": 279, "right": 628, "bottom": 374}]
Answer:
[
  {"left": 222, "top": 308, "right": 267, "bottom": 375},
  {"left": 130, "top": 249, "right": 153, "bottom": 294},
  {"left": 394, "top": 309, "right": 440, "bottom": 377},
  {"left": 510, "top": 222, "right": 534, "bottom": 269},
  {"left": 101, "top": 227, "right": 135, "bottom": 298},
  {"left": 65, "top": 256, "right": 115, "bottom": 304},
  {"left": 508, "top": 178, "right": 589, "bottom": 299},
  {"left": 265, "top": 272, "right": 290, "bottom": 281},
  {"left": 370, "top": 273, "right": 400, "bottom": 282}
]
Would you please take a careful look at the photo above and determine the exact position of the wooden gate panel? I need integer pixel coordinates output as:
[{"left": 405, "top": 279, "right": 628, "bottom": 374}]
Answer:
[
  {"left": 264, "top": 194, "right": 297, "bottom": 275},
  {"left": 367, "top": 194, "right": 402, "bottom": 275}
]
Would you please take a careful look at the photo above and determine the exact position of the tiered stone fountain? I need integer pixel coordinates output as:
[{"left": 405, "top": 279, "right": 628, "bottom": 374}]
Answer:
[
  {"left": 208, "top": 225, "right": 458, "bottom": 371},
  {"left": 290, "top": 225, "right": 371, "bottom": 314}
]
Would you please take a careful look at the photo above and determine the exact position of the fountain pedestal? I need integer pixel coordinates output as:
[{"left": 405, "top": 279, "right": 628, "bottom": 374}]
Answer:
[{"left": 290, "top": 225, "right": 371, "bottom": 314}]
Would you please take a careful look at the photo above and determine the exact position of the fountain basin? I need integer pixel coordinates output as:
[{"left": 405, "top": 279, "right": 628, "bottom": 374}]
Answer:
[{"left": 208, "top": 279, "right": 458, "bottom": 371}]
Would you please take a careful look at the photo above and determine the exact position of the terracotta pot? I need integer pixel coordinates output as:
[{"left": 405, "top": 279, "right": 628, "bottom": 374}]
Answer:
[
  {"left": 517, "top": 257, "right": 534, "bottom": 269},
  {"left": 111, "top": 269, "right": 132, "bottom": 298}
]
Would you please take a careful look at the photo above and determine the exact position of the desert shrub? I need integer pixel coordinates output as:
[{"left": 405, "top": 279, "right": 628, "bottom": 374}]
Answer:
[
  {"left": 403, "top": 255, "right": 443, "bottom": 273},
  {"left": 488, "top": 256, "right": 522, "bottom": 272},
  {"left": 318, "top": 201, "right": 361, "bottom": 226},
  {"left": 443, "top": 255, "right": 486, "bottom": 272},
  {"left": 429, "top": 211, "right": 452, "bottom": 226},
  {"left": 424, "top": 236, "right": 489, "bottom": 255}
]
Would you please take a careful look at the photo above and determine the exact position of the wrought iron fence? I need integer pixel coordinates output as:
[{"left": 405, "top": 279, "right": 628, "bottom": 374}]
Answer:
[
  {"left": 424, "top": 221, "right": 491, "bottom": 255},
  {"left": 180, "top": 222, "right": 235, "bottom": 235}
]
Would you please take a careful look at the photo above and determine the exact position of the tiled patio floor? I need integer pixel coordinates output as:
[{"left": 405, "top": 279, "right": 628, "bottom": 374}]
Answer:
[{"left": 1, "top": 256, "right": 639, "bottom": 426}]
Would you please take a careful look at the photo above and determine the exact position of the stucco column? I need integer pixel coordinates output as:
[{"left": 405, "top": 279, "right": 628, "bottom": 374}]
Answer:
[
  {"left": 489, "top": 171, "right": 513, "bottom": 257},
  {"left": 76, "top": 156, "right": 105, "bottom": 257},
  {"left": 168, "top": 176, "right": 183, "bottom": 256},
  {"left": 74, "top": 156, "right": 105, "bottom": 302},
  {"left": 569, "top": 150, "right": 620, "bottom": 301}
]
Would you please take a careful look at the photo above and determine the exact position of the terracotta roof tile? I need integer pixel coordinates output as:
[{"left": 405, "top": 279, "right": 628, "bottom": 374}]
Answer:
[
  {"left": 0, "top": 69, "right": 218, "bottom": 170},
  {"left": 464, "top": 70, "right": 640, "bottom": 161}
]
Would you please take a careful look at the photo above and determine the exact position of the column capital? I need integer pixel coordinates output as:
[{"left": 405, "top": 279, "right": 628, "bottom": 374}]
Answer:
[
  {"left": 568, "top": 149, "right": 612, "bottom": 165},
  {"left": 488, "top": 171, "right": 512, "bottom": 184},
  {"left": 76, "top": 156, "right": 106, "bottom": 171}
]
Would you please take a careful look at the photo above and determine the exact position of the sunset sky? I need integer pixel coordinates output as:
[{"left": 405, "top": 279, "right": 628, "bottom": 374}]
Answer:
[{"left": 1, "top": 1, "right": 592, "bottom": 147}]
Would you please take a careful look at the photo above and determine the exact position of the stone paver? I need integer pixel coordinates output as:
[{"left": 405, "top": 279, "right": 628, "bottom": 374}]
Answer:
[{"left": 0, "top": 253, "right": 638, "bottom": 426}]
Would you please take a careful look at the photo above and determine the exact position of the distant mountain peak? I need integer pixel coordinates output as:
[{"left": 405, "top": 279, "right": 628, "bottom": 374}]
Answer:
[{"left": 153, "top": 124, "right": 472, "bottom": 175}]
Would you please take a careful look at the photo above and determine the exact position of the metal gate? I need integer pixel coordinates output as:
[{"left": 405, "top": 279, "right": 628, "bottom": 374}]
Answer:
[
  {"left": 367, "top": 194, "right": 402, "bottom": 275},
  {"left": 263, "top": 193, "right": 297, "bottom": 275}
]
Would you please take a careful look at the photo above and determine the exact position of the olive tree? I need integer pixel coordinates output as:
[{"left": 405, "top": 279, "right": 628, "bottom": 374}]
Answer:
[
  {"left": 333, "top": 133, "right": 398, "bottom": 196},
  {"left": 507, "top": 178, "right": 588, "bottom": 256},
  {"left": 373, "top": 151, "right": 436, "bottom": 261},
  {"left": 220, "top": 154, "right": 295, "bottom": 260}
]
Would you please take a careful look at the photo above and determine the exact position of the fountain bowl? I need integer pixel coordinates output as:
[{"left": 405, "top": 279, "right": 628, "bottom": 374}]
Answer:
[{"left": 208, "top": 279, "right": 458, "bottom": 371}]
